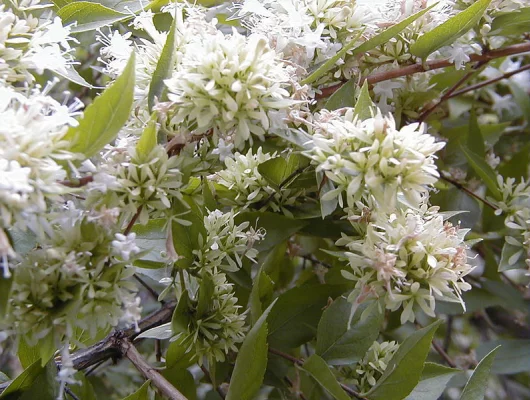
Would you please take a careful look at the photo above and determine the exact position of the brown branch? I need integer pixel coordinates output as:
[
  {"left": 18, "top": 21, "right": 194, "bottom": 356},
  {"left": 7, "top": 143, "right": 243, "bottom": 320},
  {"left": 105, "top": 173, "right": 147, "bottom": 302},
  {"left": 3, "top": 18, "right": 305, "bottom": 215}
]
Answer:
[
  {"left": 316, "top": 41, "right": 530, "bottom": 100},
  {"left": 268, "top": 348, "right": 366, "bottom": 399},
  {"left": 418, "top": 60, "right": 488, "bottom": 123},
  {"left": 134, "top": 274, "right": 162, "bottom": 302},
  {"left": 119, "top": 337, "right": 188, "bottom": 400},
  {"left": 59, "top": 176, "right": 94, "bottom": 188},
  {"left": 431, "top": 339, "right": 457, "bottom": 368},
  {"left": 124, "top": 205, "right": 144, "bottom": 235},
  {"left": 448, "top": 63, "right": 530, "bottom": 99},
  {"left": 440, "top": 174, "right": 499, "bottom": 211}
]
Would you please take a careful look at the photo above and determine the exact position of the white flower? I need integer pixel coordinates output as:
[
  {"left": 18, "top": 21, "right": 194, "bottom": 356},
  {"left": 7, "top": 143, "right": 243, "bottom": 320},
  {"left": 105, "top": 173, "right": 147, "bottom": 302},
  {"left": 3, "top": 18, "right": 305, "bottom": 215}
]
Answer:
[
  {"left": 340, "top": 205, "right": 472, "bottom": 323},
  {"left": 165, "top": 29, "right": 294, "bottom": 148},
  {"left": 445, "top": 45, "right": 470, "bottom": 70},
  {"left": 211, "top": 138, "right": 234, "bottom": 161},
  {"left": 112, "top": 233, "right": 141, "bottom": 261}
]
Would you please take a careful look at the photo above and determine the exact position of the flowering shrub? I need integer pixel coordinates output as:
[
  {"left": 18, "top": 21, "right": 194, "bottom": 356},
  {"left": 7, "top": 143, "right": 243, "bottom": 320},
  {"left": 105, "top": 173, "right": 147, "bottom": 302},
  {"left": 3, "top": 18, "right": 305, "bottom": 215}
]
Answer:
[{"left": 0, "top": 0, "right": 530, "bottom": 399}]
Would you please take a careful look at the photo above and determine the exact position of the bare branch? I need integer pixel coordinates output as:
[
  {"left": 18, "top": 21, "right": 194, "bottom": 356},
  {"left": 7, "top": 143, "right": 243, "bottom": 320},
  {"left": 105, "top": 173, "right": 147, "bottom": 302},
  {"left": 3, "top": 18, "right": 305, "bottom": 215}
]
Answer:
[{"left": 119, "top": 337, "right": 188, "bottom": 400}]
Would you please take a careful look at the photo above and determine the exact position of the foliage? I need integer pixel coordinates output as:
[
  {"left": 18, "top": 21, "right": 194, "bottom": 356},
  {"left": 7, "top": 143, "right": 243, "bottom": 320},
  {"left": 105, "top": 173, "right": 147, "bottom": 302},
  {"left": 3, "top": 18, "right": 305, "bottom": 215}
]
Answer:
[{"left": 1, "top": 0, "right": 530, "bottom": 399}]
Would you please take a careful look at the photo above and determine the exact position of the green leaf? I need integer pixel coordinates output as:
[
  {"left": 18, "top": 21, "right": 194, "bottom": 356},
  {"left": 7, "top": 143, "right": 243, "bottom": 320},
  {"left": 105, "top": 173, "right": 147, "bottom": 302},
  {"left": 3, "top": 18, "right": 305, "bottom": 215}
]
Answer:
[
  {"left": 271, "top": 128, "right": 313, "bottom": 150},
  {"left": 69, "top": 372, "right": 97, "bottom": 400},
  {"left": 53, "top": 65, "right": 95, "bottom": 88},
  {"left": 64, "top": 53, "right": 135, "bottom": 159},
  {"left": 499, "top": 143, "right": 530, "bottom": 181},
  {"left": 353, "top": 81, "right": 376, "bottom": 121},
  {"left": 460, "top": 346, "right": 500, "bottom": 400},
  {"left": 301, "top": 354, "right": 350, "bottom": 400},
  {"left": 171, "top": 290, "right": 191, "bottom": 335},
  {"left": 0, "top": 359, "right": 43, "bottom": 398},
  {"left": 234, "top": 212, "right": 308, "bottom": 252},
  {"left": 303, "top": 6, "right": 433, "bottom": 85},
  {"left": 467, "top": 109, "right": 485, "bottom": 158},
  {"left": 258, "top": 154, "right": 309, "bottom": 189},
  {"left": 196, "top": 275, "right": 214, "bottom": 318},
  {"left": 18, "top": 336, "right": 54, "bottom": 369},
  {"left": 460, "top": 144, "right": 502, "bottom": 200},
  {"left": 136, "top": 115, "right": 158, "bottom": 157},
  {"left": 405, "top": 363, "right": 459, "bottom": 400},
  {"left": 267, "top": 284, "right": 350, "bottom": 349},
  {"left": 57, "top": 2, "right": 129, "bottom": 33},
  {"left": 160, "top": 368, "right": 197, "bottom": 400},
  {"left": 476, "top": 339, "right": 530, "bottom": 375},
  {"left": 325, "top": 80, "right": 357, "bottom": 110},
  {"left": 18, "top": 359, "right": 59, "bottom": 400},
  {"left": 410, "top": 0, "right": 492, "bottom": 59},
  {"left": 166, "top": 334, "right": 196, "bottom": 369},
  {"left": 249, "top": 269, "right": 274, "bottom": 325},
  {"left": 316, "top": 298, "right": 383, "bottom": 365},
  {"left": 318, "top": 171, "right": 339, "bottom": 219},
  {"left": 171, "top": 199, "right": 206, "bottom": 269},
  {"left": 366, "top": 320, "right": 442, "bottom": 399},
  {"left": 148, "top": 14, "right": 177, "bottom": 112},
  {"left": 499, "top": 240, "right": 525, "bottom": 271},
  {"left": 226, "top": 299, "right": 277, "bottom": 400},
  {"left": 0, "top": 274, "right": 12, "bottom": 320},
  {"left": 122, "top": 380, "right": 151, "bottom": 400},
  {"left": 490, "top": 8, "right": 530, "bottom": 36}
]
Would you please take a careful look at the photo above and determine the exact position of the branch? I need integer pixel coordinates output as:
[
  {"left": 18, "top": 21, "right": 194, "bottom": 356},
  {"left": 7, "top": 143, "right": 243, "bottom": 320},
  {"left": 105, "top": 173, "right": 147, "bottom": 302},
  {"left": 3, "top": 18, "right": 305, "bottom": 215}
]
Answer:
[
  {"left": 316, "top": 42, "right": 530, "bottom": 100},
  {"left": 440, "top": 174, "right": 499, "bottom": 211},
  {"left": 448, "top": 63, "right": 530, "bottom": 99},
  {"left": 119, "top": 337, "right": 188, "bottom": 400},
  {"left": 70, "top": 300, "right": 176, "bottom": 371},
  {"left": 59, "top": 176, "right": 94, "bottom": 188}
]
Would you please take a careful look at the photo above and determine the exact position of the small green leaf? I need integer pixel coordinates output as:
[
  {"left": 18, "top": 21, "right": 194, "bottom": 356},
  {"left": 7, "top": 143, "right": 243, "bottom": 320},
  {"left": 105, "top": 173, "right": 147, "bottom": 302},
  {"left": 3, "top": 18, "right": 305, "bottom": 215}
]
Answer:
[
  {"left": 196, "top": 275, "right": 214, "bottom": 318},
  {"left": 499, "top": 143, "right": 530, "bottom": 181},
  {"left": 18, "top": 359, "right": 60, "bottom": 400},
  {"left": 366, "top": 320, "right": 442, "bottom": 400},
  {"left": 57, "top": 2, "right": 129, "bottom": 33},
  {"left": 318, "top": 171, "right": 339, "bottom": 218},
  {"left": 171, "top": 198, "right": 206, "bottom": 269},
  {"left": 121, "top": 380, "right": 151, "bottom": 400},
  {"left": 460, "top": 346, "right": 500, "bottom": 400},
  {"left": 226, "top": 300, "right": 277, "bottom": 400},
  {"left": 405, "top": 363, "right": 459, "bottom": 400},
  {"left": 0, "top": 359, "right": 43, "bottom": 398},
  {"left": 490, "top": 8, "right": 530, "bottom": 36},
  {"left": 353, "top": 81, "right": 376, "bottom": 121},
  {"left": 303, "top": 6, "right": 433, "bottom": 85},
  {"left": 302, "top": 354, "right": 350, "bottom": 400},
  {"left": 64, "top": 53, "right": 136, "bottom": 159},
  {"left": 136, "top": 115, "right": 158, "bottom": 157},
  {"left": 258, "top": 154, "right": 308, "bottom": 189},
  {"left": 325, "top": 80, "right": 357, "bottom": 110},
  {"left": 148, "top": 14, "right": 177, "bottom": 112},
  {"left": 249, "top": 269, "right": 274, "bottom": 325},
  {"left": 267, "top": 284, "right": 350, "bottom": 348},
  {"left": 166, "top": 334, "right": 196, "bottom": 369},
  {"left": 171, "top": 290, "right": 191, "bottom": 335},
  {"left": 509, "top": 81, "right": 530, "bottom": 124},
  {"left": 271, "top": 128, "right": 313, "bottom": 150},
  {"left": 410, "top": 0, "right": 492, "bottom": 59},
  {"left": 460, "top": 144, "right": 502, "bottom": 200},
  {"left": 161, "top": 368, "right": 197, "bottom": 400},
  {"left": 476, "top": 339, "right": 530, "bottom": 375},
  {"left": 0, "top": 274, "right": 12, "bottom": 319},
  {"left": 499, "top": 240, "right": 525, "bottom": 271},
  {"left": 316, "top": 298, "right": 383, "bottom": 365}
]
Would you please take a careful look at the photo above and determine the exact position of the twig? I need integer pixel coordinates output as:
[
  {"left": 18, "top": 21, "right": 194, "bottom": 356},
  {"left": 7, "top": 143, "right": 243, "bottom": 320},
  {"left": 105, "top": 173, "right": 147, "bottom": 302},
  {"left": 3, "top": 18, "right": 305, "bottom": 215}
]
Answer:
[
  {"left": 84, "top": 359, "right": 108, "bottom": 376},
  {"left": 134, "top": 274, "right": 162, "bottom": 302},
  {"left": 124, "top": 205, "right": 144, "bottom": 235},
  {"left": 284, "top": 376, "right": 307, "bottom": 400},
  {"left": 443, "top": 316, "right": 453, "bottom": 353},
  {"left": 65, "top": 386, "right": 81, "bottom": 400},
  {"left": 199, "top": 364, "right": 226, "bottom": 399},
  {"left": 119, "top": 337, "right": 188, "bottom": 400},
  {"left": 448, "top": 63, "right": 530, "bottom": 99},
  {"left": 418, "top": 60, "right": 488, "bottom": 123},
  {"left": 431, "top": 340, "right": 457, "bottom": 368},
  {"left": 59, "top": 176, "right": 94, "bottom": 188},
  {"left": 316, "top": 41, "right": 530, "bottom": 100},
  {"left": 268, "top": 348, "right": 366, "bottom": 399},
  {"left": 440, "top": 174, "right": 499, "bottom": 211}
]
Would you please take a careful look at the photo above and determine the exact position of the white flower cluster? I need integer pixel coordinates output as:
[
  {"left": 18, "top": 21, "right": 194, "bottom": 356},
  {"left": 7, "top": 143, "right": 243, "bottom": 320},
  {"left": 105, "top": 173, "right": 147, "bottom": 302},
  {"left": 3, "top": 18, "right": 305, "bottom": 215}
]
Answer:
[
  {"left": 304, "top": 108, "right": 444, "bottom": 212},
  {"left": 339, "top": 205, "right": 472, "bottom": 323},
  {"left": 340, "top": 340, "right": 400, "bottom": 393},
  {"left": 194, "top": 209, "right": 265, "bottom": 272},
  {"left": 0, "top": 0, "right": 76, "bottom": 83},
  {"left": 234, "top": 0, "right": 367, "bottom": 74},
  {"left": 496, "top": 175, "right": 530, "bottom": 271},
  {"left": 164, "top": 29, "right": 294, "bottom": 148},
  {"left": 215, "top": 148, "right": 304, "bottom": 216},
  {"left": 171, "top": 270, "right": 247, "bottom": 364},
  {"left": 7, "top": 208, "right": 141, "bottom": 341},
  {"left": 88, "top": 145, "right": 183, "bottom": 225},
  {"left": 0, "top": 82, "right": 78, "bottom": 231}
]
